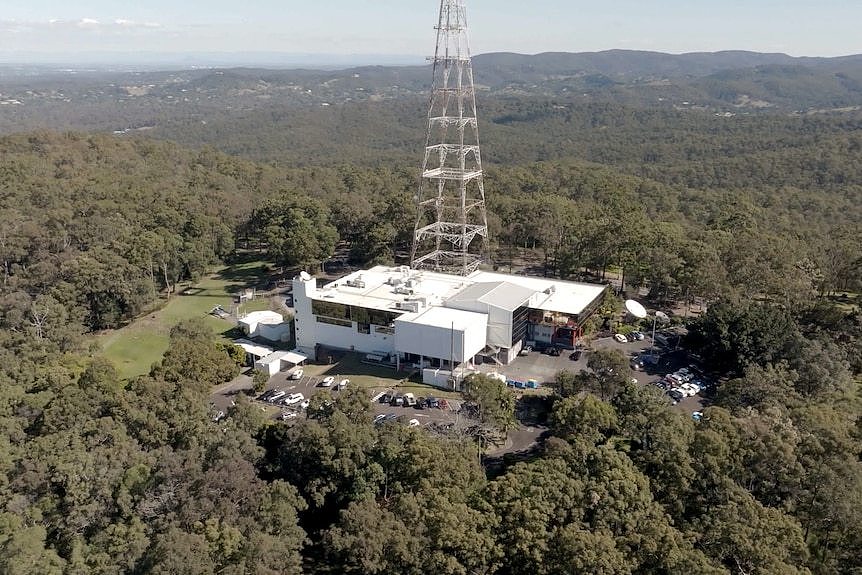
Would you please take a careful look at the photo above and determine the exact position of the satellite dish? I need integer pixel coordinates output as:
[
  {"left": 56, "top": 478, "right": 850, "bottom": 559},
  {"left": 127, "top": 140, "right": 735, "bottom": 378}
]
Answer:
[
  {"left": 300, "top": 271, "right": 312, "bottom": 281},
  {"left": 625, "top": 299, "right": 648, "bottom": 319},
  {"left": 655, "top": 311, "right": 669, "bottom": 321}
]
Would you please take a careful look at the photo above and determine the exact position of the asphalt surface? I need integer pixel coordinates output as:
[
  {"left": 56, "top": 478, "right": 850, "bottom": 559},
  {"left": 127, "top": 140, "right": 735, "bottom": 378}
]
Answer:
[{"left": 210, "top": 334, "right": 704, "bottom": 456}]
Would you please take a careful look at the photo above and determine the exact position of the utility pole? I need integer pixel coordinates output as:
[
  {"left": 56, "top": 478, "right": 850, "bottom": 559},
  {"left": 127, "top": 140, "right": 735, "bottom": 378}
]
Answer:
[{"left": 411, "top": 0, "right": 489, "bottom": 276}]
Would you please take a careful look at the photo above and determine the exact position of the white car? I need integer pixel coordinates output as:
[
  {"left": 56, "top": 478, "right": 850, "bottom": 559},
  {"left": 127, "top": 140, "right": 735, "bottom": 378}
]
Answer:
[
  {"left": 407, "top": 419, "right": 421, "bottom": 428},
  {"left": 300, "top": 399, "right": 310, "bottom": 410},
  {"left": 679, "top": 384, "right": 698, "bottom": 397},
  {"left": 269, "top": 390, "right": 287, "bottom": 402},
  {"left": 320, "top": 376, "right": 335, "bottom": 387},
  {"left": 613, "top": 333, "right": 628, "bottom": 343},
  {"left": 337, "top": 378, "right": 349, "bottom": 390},
  {"left": 283, "top": 392, "right": 304, "bottom": 405},
  {"left": 289, "top": 369, "right": 304, "bottom": 380},
  {"left": 281, "top": 411, "right": 298, "bottom": 420}
]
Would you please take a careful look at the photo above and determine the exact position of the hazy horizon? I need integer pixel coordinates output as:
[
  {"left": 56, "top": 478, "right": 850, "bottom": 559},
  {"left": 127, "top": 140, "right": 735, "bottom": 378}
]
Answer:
[
  {"left": 2, "top": 48, "right": 862, "bottom": 72},
  {"left": 2, "top": 1, "right": 861, "bottom": 64}
]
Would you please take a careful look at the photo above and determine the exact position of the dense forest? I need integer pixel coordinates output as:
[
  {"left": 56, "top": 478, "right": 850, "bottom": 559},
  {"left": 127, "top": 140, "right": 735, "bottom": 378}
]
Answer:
[{"left": 1, "top": 51, "right": 861, "bottom": 573}]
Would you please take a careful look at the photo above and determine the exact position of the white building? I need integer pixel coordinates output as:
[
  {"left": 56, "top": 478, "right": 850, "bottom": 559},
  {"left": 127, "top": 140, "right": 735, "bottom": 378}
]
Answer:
[
  {"left": 238, "top": 310, "right": 291, "bottom": 343},
  {"left": 292, "top": 266, "right": 606, "bottom": 386}
]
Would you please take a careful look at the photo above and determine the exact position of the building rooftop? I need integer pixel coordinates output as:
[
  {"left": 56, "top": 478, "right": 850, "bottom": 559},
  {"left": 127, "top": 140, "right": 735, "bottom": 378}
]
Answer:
[
  {"left": 239, "top": 310, "right": 285, "bottom": 325},
  {"left": 471, "top": 271, "right": 606, "bottom": 315},
  {"left": 395, "top": 305, "right": 488, "bottom": 331},
  {"left": 311, "top": 265, "right": 605, "bottom": 317},
  {"left": 446, "top": 281, "right": 536, "bottom": 312}
]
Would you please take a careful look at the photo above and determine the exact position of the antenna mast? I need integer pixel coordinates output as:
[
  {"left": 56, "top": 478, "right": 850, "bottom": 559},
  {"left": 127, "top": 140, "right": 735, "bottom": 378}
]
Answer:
[{"left": 410, "top": 0, "right": 489, "bottom": 276}]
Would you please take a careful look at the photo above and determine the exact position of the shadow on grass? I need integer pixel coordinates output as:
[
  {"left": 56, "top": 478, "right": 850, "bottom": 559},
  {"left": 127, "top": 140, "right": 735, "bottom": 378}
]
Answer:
[{"left": 319, "top": 354, "right": 400, "bottom": 380}]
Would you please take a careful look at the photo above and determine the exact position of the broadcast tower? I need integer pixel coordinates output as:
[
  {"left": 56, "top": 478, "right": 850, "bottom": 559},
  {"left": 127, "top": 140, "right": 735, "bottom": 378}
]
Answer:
[{"left": 410, "top": 0, "right": 489, "bottom": 276}]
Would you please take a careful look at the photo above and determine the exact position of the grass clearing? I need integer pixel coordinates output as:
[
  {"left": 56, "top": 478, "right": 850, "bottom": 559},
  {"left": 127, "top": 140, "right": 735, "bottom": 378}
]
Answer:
[
  {"left": 306, "top": 353, "right": 462, "bottom": 399},
  {"left": 99, "top": 259, "right": 280, "bottom": 379}
]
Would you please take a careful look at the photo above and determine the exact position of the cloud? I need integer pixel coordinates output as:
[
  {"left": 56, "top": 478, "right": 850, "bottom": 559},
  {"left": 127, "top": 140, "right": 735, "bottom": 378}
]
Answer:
[{"left": 11, "top": 18, "right": 166, "bottom": 31}]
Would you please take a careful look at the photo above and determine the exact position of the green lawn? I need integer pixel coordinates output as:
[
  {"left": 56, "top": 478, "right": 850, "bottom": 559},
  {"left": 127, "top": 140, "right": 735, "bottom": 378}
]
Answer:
[
  {"left": 99, "top": 260, "right": 280, "bottom": 379},
  {"left": 306, "top": 353, "right": 463, "bottom": 399}
]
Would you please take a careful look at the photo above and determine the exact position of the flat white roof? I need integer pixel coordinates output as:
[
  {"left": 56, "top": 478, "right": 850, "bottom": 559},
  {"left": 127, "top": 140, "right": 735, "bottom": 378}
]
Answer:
[
  {"left": 235, "top": 339, "right": 274, "bottom": 358},
  {"left": 310, "top": 265, "right": 605, "bottom": 317},
  {"left": 395, "top": 305, "right": 487, "bottom": 330},
  {"left": 314, "top": 266, "right": 469, "bottom": 312},
  {"left": 470, "top": 271, "right": 606, "bottom": 315},
  {"left": 256, "top": 350, "right": 307, "bottom": 366},
  {"left": 239, "top": 310, "right": 284, "bottom": 325},
  {"left": 447, "top": 281, "right": 536, "bottom": 312}
]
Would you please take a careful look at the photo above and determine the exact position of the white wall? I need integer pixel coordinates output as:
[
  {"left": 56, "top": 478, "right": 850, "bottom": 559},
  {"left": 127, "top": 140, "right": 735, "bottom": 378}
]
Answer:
[
  {"left": 395, "top": 316, "right": 487, "bottom": 363},
  {"left": 254, "top": 358, "right": 280, "bottom": 378},
  {"left": 487, "top": 305, "right": 513, "bottom": 348},
  {"left": 292, "top": 275, "right": 318, "bottom": 355},
  {"left": 258, "top": 323, "right": 291, "bottom": 343},
  {"left": 312, "top": 321, "right": 396, "bottom": 355}
]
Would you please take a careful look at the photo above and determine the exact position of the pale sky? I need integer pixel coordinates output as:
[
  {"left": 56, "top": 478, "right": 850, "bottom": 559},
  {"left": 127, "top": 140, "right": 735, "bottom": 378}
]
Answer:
[{"left": 0, "top": 0, "right": 860, "bottom": 60}]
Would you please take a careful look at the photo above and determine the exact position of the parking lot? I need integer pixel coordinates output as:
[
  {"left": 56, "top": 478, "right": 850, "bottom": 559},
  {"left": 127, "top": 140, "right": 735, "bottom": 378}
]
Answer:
[{"left": 212, "top": 335, "right": 706, "bottom": 430}]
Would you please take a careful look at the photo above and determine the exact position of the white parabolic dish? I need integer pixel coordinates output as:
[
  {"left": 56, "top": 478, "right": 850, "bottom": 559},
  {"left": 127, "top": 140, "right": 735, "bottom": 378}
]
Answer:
[{"left": 625, "top": 299, "right": 648, "bottom": 319}]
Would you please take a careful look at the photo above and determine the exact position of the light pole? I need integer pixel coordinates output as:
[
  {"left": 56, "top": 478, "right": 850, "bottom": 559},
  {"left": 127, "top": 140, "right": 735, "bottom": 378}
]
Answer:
[
  {"left": 626, "top": 299, "right": 668, "bottom": 359},
  {"left": 651, "top": 311, "right": 669, "bottom": 358}
]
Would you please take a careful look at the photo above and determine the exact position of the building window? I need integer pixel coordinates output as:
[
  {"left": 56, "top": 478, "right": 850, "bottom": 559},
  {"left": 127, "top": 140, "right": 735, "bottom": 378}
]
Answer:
[
  {"left": 312, "top": 300, "right": 350, "bottom": 320},
  {"left": 357, "top": 323, "right": 371, "bottom": 334},
  {"left": 316, "top": 315, "right": 352, "bottom": 328},
  {"left": 375, "top": 325, "right": 395, "bottom": 335},
  {"left": 511, "top": 305, "right": 529, "bottom": 345}
]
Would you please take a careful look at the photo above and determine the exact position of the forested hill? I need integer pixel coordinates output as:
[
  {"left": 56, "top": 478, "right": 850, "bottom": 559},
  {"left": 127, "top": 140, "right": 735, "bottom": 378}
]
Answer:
[{"left": 2, "top": 49, "right": 862, "bottom": 141}]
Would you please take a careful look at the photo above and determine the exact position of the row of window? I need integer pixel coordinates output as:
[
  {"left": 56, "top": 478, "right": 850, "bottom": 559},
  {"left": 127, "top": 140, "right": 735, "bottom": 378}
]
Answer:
[
  {"left": 311, "top": 300, "right": 402, "bottom": 327},
  {"left": 315, "top": 315, "right": 396, "bottom": 336}
]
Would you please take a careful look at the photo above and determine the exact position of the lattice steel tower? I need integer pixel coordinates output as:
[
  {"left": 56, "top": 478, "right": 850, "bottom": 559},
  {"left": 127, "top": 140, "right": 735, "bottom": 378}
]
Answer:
[{"left": 411, "top": 0, "right": 489, "bottom": 276}]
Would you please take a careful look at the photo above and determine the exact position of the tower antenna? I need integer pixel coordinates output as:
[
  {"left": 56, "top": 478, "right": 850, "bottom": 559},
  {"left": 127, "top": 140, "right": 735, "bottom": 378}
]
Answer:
[{"left": 410, "top": 0, "right": 489, "bottom": 276}]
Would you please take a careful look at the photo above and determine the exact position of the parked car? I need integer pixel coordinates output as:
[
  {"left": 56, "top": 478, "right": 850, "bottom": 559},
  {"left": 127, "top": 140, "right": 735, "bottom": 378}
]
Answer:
[
  {"left": 300, "top": 399, "right": 310, "bottom": 410},
  {"left": 337, "top": 378, "right": 349, "bottom": 390},
  {"left": 380, "top": 413, "right": 399, "bottom": 424},
  {"left": 283, "top": 393, "right": 304, "bottom": 405},
  {"left": 425, "top": 397, "right": 440, "bottom": 409},
  {"left": 289, "top": 369, "right": 303, "bottom": 380},
  {"left": 269, "top": 390, "right": 287, "bottom": 402},
  {"left": 519, "top": 345, "right": 532, "bottom": 356},
  {"left": 403, "top": 393, "right": 417, "bottom": 407},
  {"left": 407, "top": 418, "right": 421, "bottom": 428},
  {"left": 281, "top": 411, "right": 298, "bottom": 420},
  {"left": 613, "top": 333, "right": 628, "bottom": 343},
  {"left": 380, "top": 393, "right": 393, "bottom": 404},
  {"left": 320, "top": 376, "right": 335, "bottom": 387},
  {"left": 390, "top": 394, "right": 405, "bottom": 407},
  {"left": 543, "top": 346, "right": 561, "bottom": 356},
  {"left": 632, "top": 331, "right": 645, "bottom": 341}
]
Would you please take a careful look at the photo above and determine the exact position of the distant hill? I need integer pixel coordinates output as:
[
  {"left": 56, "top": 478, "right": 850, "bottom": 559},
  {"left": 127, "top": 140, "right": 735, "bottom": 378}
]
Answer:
[
  {"left": 473, "top": 50, "right": 862, "bottom": 84},
  {"left": 2, "top": 49, "right": 862, "bottom": 141}
]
